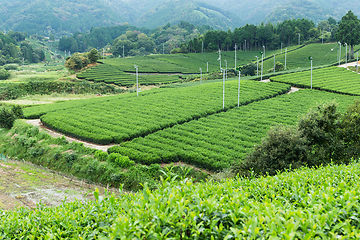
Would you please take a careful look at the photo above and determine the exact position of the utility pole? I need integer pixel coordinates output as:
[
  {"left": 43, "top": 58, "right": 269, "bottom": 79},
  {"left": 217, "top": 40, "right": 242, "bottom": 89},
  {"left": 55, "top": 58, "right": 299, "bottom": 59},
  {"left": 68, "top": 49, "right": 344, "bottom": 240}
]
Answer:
[
  {"left": 285, "top": 48, "right": 287, "bottom": 70},
  {"left": 298, "top": 33, "right": 300, "bottom": 45},
  {"left": 202, "top": 41, "right": 204, "bottom": 53},
  {"left": 345, "top": 43, "right": 348, "bottom": 68},
  {"left": 263, "top": 45, "right": 265, "bottom": 58},
  {"left": 218, "top": 49, "right": 221, "bottom": 70},
  {"left": 134, "top": 65, "right": 139, "bottom": 97},
  {"left": 273, "top": 54, "right": 275, "bottom": 73},
  {"left": 255, "top": 56, "right": 259, "bottom": 76},
  {"left": 261, "top": 53, "right": 263, "bottom": 81},
  {"left": 207, "top": 62, "right": 209, "bottom": 73},
  {"left": 234, "top": 43, "right": 237, "bottom": 70},
  {"left": 224, "top": 60, "right": 227, "bottom": 81},
  {"left": 238, "top": 70, "right": 241, "bottom": 107},
  {"left": 310, "top": 57, "right": 313, "bottom": 89},
  {"left": 339, "top": 42, "right": 341, "bottom": 66},
  {"left": 222, "top": 68, "right": 225, "bottom": 109},
  {"left": 357, "top": 52, "right": 359, "bottom": 72},
  {"left": 123, "top": 45, "right": 125, "bottom": 58}
]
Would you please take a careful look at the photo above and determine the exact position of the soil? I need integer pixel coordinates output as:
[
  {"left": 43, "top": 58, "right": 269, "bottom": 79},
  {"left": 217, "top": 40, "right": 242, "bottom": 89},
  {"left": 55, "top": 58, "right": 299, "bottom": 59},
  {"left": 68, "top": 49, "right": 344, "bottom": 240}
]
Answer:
[{"left": 0, "top": 160, "right": 117, "bottom": 211}]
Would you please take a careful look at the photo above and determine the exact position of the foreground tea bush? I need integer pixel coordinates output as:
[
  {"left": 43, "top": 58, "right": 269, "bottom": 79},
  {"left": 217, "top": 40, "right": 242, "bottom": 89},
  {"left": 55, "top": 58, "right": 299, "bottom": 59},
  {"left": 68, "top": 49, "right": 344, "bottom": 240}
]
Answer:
[{"left": 2, "top": 162, "right": 360, "bottom": 238}]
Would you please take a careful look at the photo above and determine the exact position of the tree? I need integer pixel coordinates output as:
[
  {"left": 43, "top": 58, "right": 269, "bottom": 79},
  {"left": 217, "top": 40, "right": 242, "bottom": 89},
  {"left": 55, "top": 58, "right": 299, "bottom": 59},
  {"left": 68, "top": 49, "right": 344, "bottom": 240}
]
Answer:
[
  {"left": 337, "top": 10, "right": 360, "bottom": 59},
  {"left": 87, "top": 48, "right": 99, "bottom": 63}
]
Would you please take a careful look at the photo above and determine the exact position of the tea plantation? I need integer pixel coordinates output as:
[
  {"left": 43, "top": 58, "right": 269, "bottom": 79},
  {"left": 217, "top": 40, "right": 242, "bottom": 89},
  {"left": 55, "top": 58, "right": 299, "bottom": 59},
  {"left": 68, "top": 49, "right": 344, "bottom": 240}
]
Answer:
[
  {"left": 2, "top": 161, "right": 360, "bottom": 238},
  {"left": 270, "top": 66, "right": 360, "bottom": 95},
  {"left": 25, "top": 80, "right": 290, "bottom": 144},
  {"left": 109, "top": 89, "right": 359, "bottom": 170}
]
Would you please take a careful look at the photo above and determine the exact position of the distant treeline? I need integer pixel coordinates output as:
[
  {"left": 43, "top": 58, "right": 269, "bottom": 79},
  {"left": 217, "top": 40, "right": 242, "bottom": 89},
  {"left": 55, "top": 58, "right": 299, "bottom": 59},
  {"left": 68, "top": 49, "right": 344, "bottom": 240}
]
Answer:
[
  {"left": 187, "top": 18, "right": 338, "bottom": 53},
  {"left": 58, "top": 18, "right": 339, "bottom": 57},
  {"left": 0, "top": 31, "right": 45, "bottom": 66},
  {"left": 58, "top": 21, "right": 211, "bottom": 56}
]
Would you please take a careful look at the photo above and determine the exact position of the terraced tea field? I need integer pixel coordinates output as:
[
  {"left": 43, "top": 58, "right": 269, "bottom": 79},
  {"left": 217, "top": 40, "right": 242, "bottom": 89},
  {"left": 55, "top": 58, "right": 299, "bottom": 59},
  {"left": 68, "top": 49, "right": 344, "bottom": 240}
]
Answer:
[
  {"left": 24, "top": 80, "right": 290, "bottom": 144},
  {"left": 109, "top": 89, "right": 359, "bottom": 170},
  {"left": 270, "top": 66, "right": 360, "bottom": 95}
]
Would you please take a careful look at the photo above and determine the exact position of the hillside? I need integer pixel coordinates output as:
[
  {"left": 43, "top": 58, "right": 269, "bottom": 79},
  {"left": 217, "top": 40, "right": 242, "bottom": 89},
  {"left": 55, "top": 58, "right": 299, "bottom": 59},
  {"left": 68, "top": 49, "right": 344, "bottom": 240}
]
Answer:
[
  {"left": 134, "top": 0, "right": 242, "bottom": 30},
  {"left": 2, "top": 0, "right": 359, "bottom": 38},
  {"left": 0, "top": 0, "right": 135, "bottom": 36}
]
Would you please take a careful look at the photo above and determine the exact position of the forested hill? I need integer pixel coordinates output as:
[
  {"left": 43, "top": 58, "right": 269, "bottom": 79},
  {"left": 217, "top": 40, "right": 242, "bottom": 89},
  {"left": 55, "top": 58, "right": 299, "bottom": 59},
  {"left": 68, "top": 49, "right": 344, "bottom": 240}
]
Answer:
[{"left": 0, "top": 0, "right": 359, "bottom": 37}]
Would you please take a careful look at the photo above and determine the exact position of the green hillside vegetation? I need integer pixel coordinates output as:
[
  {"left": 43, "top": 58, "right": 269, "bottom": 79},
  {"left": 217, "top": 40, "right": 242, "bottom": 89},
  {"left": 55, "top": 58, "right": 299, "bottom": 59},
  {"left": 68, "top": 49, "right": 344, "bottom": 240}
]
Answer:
[
  {"left": 134, "top": 0, "right": 242, "bottom": 30},
  {"left": 270, "top": 67, "right": 360, "bottom": 95},
  {"left": 109, "top": 90, "right": 358, "bottom": 171},
  {"left": 261, "top": 43, "right": 353, "bottom": 72},
  {"left": 2, "top": 161, "right": 360, "bottom": 238},
  {"left": 24, "top": 81, "right": 289, "bottom": 145}
]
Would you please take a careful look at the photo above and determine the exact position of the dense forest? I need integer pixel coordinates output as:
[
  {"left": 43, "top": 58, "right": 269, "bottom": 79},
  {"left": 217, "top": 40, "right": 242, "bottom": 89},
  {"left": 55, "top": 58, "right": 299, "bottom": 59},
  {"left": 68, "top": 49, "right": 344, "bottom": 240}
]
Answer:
[
  {"left": 58, "top": 21, "right": 211, "bottom": 55},
  {"left": 186, "top": 18, "right": 338, "bottom": 53},
  {"left": 58, "top": 18, "right": 337, "bottom": 57},
  {"left": 0, "top": 31, "right": 45, "bottom": 66}
]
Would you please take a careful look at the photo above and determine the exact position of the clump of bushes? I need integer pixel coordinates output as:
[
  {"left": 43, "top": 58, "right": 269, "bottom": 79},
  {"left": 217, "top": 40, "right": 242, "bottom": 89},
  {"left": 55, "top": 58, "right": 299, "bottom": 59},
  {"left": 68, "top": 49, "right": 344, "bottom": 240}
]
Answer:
[
  {"left": 237, "top": 100, "right": 360, "bottom": 176},
  {"left": 0, "top": 105, "right": 23, "bottom": 129},
  {"left": 0, "top": 68, "right": 10, "bottom": 80}
]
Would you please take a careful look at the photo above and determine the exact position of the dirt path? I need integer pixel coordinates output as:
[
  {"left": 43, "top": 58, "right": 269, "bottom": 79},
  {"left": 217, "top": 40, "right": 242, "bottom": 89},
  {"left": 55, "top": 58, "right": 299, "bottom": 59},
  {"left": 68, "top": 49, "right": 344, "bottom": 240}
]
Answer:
[
  {"left": 0, "top": 160, "right": 116, "bottom": 211},
  {"left": 26, "top": 119, "right": 115, "bottom": 151},
  {"left": 288, "top": 86, "right": 302, "bottom": 94}
]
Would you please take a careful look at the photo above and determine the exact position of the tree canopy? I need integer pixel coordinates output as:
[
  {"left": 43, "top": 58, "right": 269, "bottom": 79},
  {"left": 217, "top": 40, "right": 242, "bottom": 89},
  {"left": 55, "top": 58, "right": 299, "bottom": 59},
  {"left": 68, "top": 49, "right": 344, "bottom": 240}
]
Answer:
[{"left": 336, "top": 10, "right": 360, "bottom": 58}]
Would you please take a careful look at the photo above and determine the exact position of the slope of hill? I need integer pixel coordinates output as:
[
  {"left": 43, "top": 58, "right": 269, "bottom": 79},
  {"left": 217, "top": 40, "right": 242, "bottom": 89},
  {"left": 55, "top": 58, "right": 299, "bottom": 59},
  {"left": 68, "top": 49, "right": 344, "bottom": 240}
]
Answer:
[
  {"left": 0, "top": 0, "right": 136, "bottom": 36},
  {"left": 134, "top": 0, "right": 242, "bottom": 30}
]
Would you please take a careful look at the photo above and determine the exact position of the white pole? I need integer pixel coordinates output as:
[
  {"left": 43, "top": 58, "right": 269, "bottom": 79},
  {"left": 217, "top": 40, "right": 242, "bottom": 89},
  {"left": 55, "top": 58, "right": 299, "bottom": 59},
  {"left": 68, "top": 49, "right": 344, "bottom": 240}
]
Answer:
[
  {"left": 207, "top": 62, "right": 208, "bottom": 73},
  {"left": 310, "top": 58, "right": 313, "bottom": 89},
  {"left": 225, "top": 60, "right": 227, "bottom": 81},
  {"left": 234, "top": 43, "right": 237, "bottom": 70},
  {"left": 255, "top": 56, "right": 259, "bottom": 76},
  {"left": 238, "top": 71, "right": 241, "bottom": 107},
  {"left": 222, "top": 68, "right": 225, "bottom": 109},
  {"left": 298, "top": 33, "right": 300, "bottom": 45},
  {"left": 339, "top": 42, "right": 341, "bottom": 66},
  {"left": 285, "top": 48, "right": 287, "bottom": 70},
  {"left": 134, "top": 65, "right": 139, "bottom": 97},
  {"left": 261, "top": 53, "right": 263, "bottom": 81},
  {"left": 345, "top": 43, "right": 348, "bottom": 68},
  {"left": 202, "top": 41, "right": 204, "bottom": 53},
  {"left": 273, "top": 54, "right": 275, "bottom": 73},
  {"left": 357, "top": 52, "right": 359, "bottom": 72},
  {"left": 218, "top": 49, "right": 221, "bottom": 70},
  {"left": 200, "top": 68, "right": 202, "bottom": 84},
  {"left": 263, "top": 45, "right": 265, "bottom": 58}
]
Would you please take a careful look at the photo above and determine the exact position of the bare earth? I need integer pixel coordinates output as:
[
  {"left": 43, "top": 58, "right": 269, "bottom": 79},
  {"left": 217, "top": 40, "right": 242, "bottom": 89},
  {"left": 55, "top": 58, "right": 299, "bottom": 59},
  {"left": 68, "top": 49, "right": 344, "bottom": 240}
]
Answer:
[{"left": 0, "top": 160, "right": 116, "bottom": 211}]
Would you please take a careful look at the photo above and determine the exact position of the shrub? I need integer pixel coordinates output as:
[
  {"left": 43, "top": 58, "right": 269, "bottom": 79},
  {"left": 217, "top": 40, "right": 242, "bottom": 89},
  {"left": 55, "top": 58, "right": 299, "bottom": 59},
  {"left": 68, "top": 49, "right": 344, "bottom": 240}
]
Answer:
[
  {"left": 240, "top": 125, "right": 309, "bottom": 176},
  {"left": 0, "top": 69, "right": 10, "bottom": 80},
  {"left": 0, "top": 108, "right": 15, "bottom": 128},
  {"left": 107, "top": 152, "right": 135, "bottom": 168},
  {"left": 95, "top": 150, "right": 108, "bottom": 161}
]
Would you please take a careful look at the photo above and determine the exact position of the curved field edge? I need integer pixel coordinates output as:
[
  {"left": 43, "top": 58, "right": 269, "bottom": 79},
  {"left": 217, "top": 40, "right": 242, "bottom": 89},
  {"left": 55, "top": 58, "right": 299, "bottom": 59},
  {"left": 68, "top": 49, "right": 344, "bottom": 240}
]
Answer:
[
  {"left": 32, "top": 81, "right": 291, "bottom": 145},
  {"left": 270, "top": 66, "right": 360, "bottom": 96},
  {"left": 2, "top": 161, "right": 360, "bottom": 238},
  {"left": 109, "top": 89, "right": 360, "bottom": 171}
]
